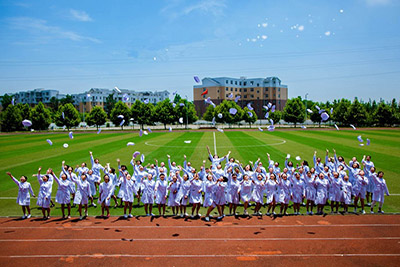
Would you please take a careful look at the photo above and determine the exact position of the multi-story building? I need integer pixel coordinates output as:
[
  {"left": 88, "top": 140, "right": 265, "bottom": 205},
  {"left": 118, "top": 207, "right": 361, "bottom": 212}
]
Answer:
[
  {"left": 73, "top": 88, "right": 170, "bottom": 113},
  {"left": 12, "top": 88, "right": 65, "bottom": 106},
  {"left": 193, "top": 76, "right": 288, "bottom": 118}
]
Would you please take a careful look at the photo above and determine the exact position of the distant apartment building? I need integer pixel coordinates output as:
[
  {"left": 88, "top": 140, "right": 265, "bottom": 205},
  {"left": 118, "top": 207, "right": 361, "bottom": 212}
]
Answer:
[
  {"left": 193, "top": 76, "right": 288, "bottom": 118},
  {"left": 12, "top": 88, "right": 65, "bottom": 106},
  {"left": 73, "top": 88, "right": 170, "bottom": 113},
  {"left": 6, "top": 88, "right": 169, "bottom": 112}
]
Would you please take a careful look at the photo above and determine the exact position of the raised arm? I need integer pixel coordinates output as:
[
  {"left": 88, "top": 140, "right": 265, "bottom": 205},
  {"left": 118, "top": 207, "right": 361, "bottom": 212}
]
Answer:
[
  {"left": 183, "top": 155, "right": 187, "bottom": 169},
  {"left": 89, "top": 151, "right": 94, "bottom": 167},
  {"left": 167, "top": 155, "right": 173, "bottom": 170},
  {"left": 36, "top": 167, "right": 43, "bottom": 185},
  {"left": 6, "top": 172, "right": 20, "bottom": 187},
  {"left": 51, "top": 171, "right": 60, "bottom": 185}
]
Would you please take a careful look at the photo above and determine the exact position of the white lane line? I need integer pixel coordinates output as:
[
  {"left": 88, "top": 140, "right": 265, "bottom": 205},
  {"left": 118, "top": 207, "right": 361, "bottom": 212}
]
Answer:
[
  {"left": 1, "top": 224, "right": 399, "bottom": 229},
  {"left": 3, "top": 254, "right": 400, "bottom": 259},
  {"left": 1, "top": 237, "right": 399, "bottom": 242},
  {"left": 213, "top": 132, "right": 217, "bottom": 155}
]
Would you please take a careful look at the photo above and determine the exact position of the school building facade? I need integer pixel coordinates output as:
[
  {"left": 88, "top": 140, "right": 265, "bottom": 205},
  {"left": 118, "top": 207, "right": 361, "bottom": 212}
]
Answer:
[{"left": 193, "top": 76, "right": 288, "bottom": 118}]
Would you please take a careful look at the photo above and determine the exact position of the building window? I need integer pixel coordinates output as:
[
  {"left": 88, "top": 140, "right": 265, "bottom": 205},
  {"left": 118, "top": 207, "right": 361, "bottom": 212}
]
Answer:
[
  {"left": 250, "top": 81, "right": 254, "bottom": 85},
  {"left": 230, "top": 81, "right": 233, "bottom": 84},
  {"left": 251, "top": 95, "right": 254, "bottom": 98},
  {"left": 235, "top": 81, "right": 237, "bottom": 85},
  {"left": 226, "top": 94, "right": 229, "bottom": 97},
  {"left": 239, "top": 89, "right": 242, "bottom": 92},
  {"left": 250, "top": 88, "right": 254, "bottom": 92},
  {"left": 244, "top": 82, "right": 247, "bottom": 86},
  {"left": 265, "top": 88, "right": 269, "bottom": 92},
  {"left": 257, "top": 97, "right": 259, "bottom": 100},
  {"left": 230, "top": 88, "right": 233, "bottom": 91},
  {"left": 203, "top": 95, "right": 206, "bottom": 99},
  {"left": 257, "top": 90, "right": 259, "bottom": 93},
  {"left": 278, "top": 94, "right": 280, "bottom": 98},
  {"left": 217, "top": 90, "right": 219, "bottom": 93},
  {"left": 279, "top": 100, "right": 281, "bottom": 104},
  {"left": 235, "top": 88, "right": 237, "bottom": 92},
  {"left": 257, "top": 83, "right": 259, "bottom": 86},
  {"left": 266, "top": 94, "right": 269, "bottom": 98},
  {"left": 226, "top": 87, "right": 228, "bottom": 90},
  {"left": 226, "top": 80, "right": 228, "bottom": 83},
  {"left": 239, "top": 82, "right": 242, "bottom": 85},
  {"left": 244, "top": 89, "right": 247, "bottom": 92},
  {"left": 278, "top": 88, "right": 281, "bottom": 92},
  {"left": 244, "top": 95, "right": 247, "bottom": 99}
]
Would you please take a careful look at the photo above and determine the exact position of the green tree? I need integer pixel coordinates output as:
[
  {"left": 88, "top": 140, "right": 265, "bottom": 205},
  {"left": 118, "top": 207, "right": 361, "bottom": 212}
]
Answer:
[
  {"left": 30, "top": 102, "right": 52, "bottom": 130},
  {"left": 174, "top": 99, "right": 199, "bottom": 128},
  {"left": 110, "top": 101, "right": 131, "bottom": 129},
  {"left": 269, "top": 110, "right": 282, "bottom": 124},
  {"left": 0, "top": 104, "right": 23, "bottom": 132},
  {"left": 154, "top": 99, "right": 175, "bottom": 129},
  {"left": 49, "top": 97, "right": 60, "bottom": 112},
  {"left": 203, "top": 105, "right": 215, "bottom": 121},
  {"left": 373, "top": 102, "right": 394, "bottom": 126},
  {"left": 214, "top": 100, "right": 243, "bottom": 127},
  {"left": 86, "top": 106, "right": 107, "bottom": 129},
  {"left": 332, "top": 99, "right": 351, "bottom": 125},
  {"left": 173, "top": 94, "right": 182, "bottom": 103},
  {"left": 1, "top": 94, "right": 13, "bottom": 110},
  {"left": 104, "top": 94, "right": 116, "bottom": 118},
  {"left": 16, "top": 103, "right": 31, "bottom": 118},
  {"left": 347, "top": 98, "right": 367, "bottom": 127},
  {"left": 60, "top": 94, "right": 74, "bottom": 105},
  {"left": 283, "top": 97, "right": 305, "bottom": 127},
  {"left": 242, "top": 107, "right": 257, "bottom": 127},
  {"left": 55, "top": 103, "right": 81, "bottom": 130}
]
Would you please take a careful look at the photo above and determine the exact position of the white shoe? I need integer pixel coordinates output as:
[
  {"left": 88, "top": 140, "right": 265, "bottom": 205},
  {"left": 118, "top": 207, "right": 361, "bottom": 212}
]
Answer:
[
  {"left": 21, "top": 215, "right": 26, "bottom": 219},
  {"left": 124, "top": 214, "right": 128, "bottom": 219},
  {"left": 217, "top": 216, "right": 223, "bottom": 220},
  {"left": 150, "top": 213, "right": 155, "bottom": 216},
  {"left": 205, "top": 216, "right": 210, "bottom": 222},
  {"left": 361, "top": 210, "right": 366, "bottom": 214},
  {"left": 244, "top": 210, "right": 248, "bottom": 215},
  {"left": 185, "top": 213, "right": 189, "bottom": 217},
  {"left": 370, "top": 210, "right": 374, "bottom": 214},
  {"left": 79, "top": 216, "right": 84, "bottom": 220},
  {"left": 354, "top": 208, "right": 357, "bottom": 213},
  {"left": 378, "top": 210, "right": 384, "bottom": 214},
  {"left": 273, "top": 212, "right": 276, "bottom": 215},
  {"left": 180, "top": 214, "right": 184, "bottom": 218},
  {"left": 266, "top": 212, "right": 271, "bottom": 216},
  {"left": 93, "top": 203, "right": 97, "bottom": 207},
  {"left": 306, "top": 211, "right": 310, "bottom": 215},
  {"left": 146, "top": 214, "right": 150, "bottom": 216},
  {"left": 85, "top": 212, "right": 88, "bottom": 217},
  {"left": 128, "top": 214, "right": 133, "bottom": 218},
  {"left": 191, "top": 215, "right": 195, "bottom": 219},
  {"left": 27, "top": 214, "right": 31, "bottom": 219}
]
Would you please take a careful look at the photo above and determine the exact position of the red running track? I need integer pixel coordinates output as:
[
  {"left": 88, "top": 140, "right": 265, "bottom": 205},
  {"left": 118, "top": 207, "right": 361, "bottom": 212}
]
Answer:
[{"left": 0, "top": 215, "right": 399, "bottom": 266}]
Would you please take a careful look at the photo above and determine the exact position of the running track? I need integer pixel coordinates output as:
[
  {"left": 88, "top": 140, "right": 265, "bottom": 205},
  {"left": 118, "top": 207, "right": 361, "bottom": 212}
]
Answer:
[{"left": 0, "top": 215, "right": 399, "bottom": 266}]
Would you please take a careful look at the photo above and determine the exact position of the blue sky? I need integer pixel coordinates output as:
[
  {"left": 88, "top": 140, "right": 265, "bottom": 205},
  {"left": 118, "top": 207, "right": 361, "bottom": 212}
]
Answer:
[{"left": 0, "top": 0, "right": 399, "bottom": 102}]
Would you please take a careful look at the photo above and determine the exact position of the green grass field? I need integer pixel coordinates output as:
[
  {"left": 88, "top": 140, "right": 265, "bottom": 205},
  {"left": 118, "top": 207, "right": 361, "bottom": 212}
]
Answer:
[{"left": 0, "top": 128, "right": 399, "bottom": 217}]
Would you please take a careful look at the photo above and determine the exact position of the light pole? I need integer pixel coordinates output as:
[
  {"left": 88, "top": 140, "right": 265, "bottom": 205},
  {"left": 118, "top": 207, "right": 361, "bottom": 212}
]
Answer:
[
  {"left": 305, "top": 93, "right": 309, "bottom": 122},
  {"left": 185, "top": 95, "right": 188, "bottom": 130}
]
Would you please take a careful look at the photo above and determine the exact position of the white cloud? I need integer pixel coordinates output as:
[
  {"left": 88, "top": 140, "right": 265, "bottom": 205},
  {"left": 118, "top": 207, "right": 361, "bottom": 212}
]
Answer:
[
  {"left": 365, "top": 0, "right": 392, "bottom": 6},
  {"left": 69, "top": 9, "right": 93, "bottom": 22},
  {"left": 161, "top": 0, "right": 226, "bottom": 19},
  {"left": 7, "top": 17, "right": 100, "bottom": 43}
]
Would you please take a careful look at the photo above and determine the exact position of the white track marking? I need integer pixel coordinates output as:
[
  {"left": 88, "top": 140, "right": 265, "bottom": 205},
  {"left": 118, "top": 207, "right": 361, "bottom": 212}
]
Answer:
[
  {"left": 1, "top": 224, "right": 399, "bottom": 229},
  {"left": 1, "top": 237, "right": 399, "bottom": 242},
  {"left": 213, "top": 132, "right": 217, "bottom": 155},
  {"left": 3, "top": 254, "right": 400, "bottom": 259}
]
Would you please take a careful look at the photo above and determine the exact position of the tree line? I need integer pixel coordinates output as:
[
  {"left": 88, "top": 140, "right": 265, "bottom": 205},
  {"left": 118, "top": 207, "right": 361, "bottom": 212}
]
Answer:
[{"left": 0, "top": 93, "right": 198, "bottom": 132}]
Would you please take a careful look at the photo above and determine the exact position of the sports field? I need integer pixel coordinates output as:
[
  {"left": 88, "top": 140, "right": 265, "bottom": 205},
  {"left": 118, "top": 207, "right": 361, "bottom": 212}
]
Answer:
[{"left": 0, "top": 128, "right": 399, "bottom": 216}]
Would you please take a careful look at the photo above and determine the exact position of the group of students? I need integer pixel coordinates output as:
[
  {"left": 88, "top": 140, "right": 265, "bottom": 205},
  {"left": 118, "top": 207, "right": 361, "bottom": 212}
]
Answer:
[{"left": 7, "top": 147, "right": 390, "bottom": 221}]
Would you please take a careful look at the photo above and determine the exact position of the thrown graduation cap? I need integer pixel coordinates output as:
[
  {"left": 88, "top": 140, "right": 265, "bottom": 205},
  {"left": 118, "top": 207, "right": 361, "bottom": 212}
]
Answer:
[
  {"left": 269, "top": 119, "right": 274, "bottom": 125},
  {"left": 286, "top": 154, "right": 291, "bottom": 159},
  {"left": 271, "top": 105, "right": 276, "bottom": 113},
  {"left": 263, "top": 105, "right": 268, "bottom": 111},
  {"left": 307, "top": 109, "right": 313, "bottom": 113},
  {"left": 265, "top": 112, "right": 269, "bottom": 119},
  {"left": 315, "top": 105, "right": 320, "bottom": 111},
  {"left": 122, "top": 94, "right": 130, "bottom": 102},
  {"left": 147, "top": 127, "right": 152, "bottom": 133},
  {"left": 295, "top": 156, "right": 301, "bottom": 161},
  {"left": 228, "top": 93, "right": 234, "bottom": 99},
  {"left": 194, "top": 76, "right": 200, "bottom": 83},
  {"left": 330, "top": 107, "right": 333, "bottom": 114},
  {"left": 334, "top": 124, "right": 339, "bottom": 131},
  {"left": 62, "top": 112, "right": 65, "bottom": 119},
  {"left": 127, "top": 142, "right": 135, "bottom": 146},
  {"left": 359, "top": 143, "right": 365, "bottom": 147},
  {"left": 211, "top": 117, "right": 216, "bottom": 125},
  {"left": 69, "top": 131, "right": 74, "bottom": 139},
  {"left": 46, "top": 139, "right": 53, "bottom": 146},
  {"left": 114, "top": 86, "right": 121, "bottom": 93},
  {"left": 217, "top": 128, "right": 224, "bottom": 133},
  {"left": 179, "top": 103, "right": 185, "bottom": 107},
  {"left": 247, "top": 111, "right": 253, "bottom": 117},
  {"left": 133, "top": 151, "right": 140, "bottom": 158},
  {"left": 119, "top": 120, "right": 125, "bottom": 126},
  {"left": 172, "top": 91, "right": 178, "bottom": 95},
  {"left": 366, "top": 139, "right": 371, "bottom": 146},
  {"left": 267, "top": 102, "right": 272, "bottom": 109},
  {"left": 357, "top": 135, "right": 363, "bottom": 142},
  {"left": 63, "top": 143, "right": 69, "bottom": 148},
  {"left": 118, "top": 115, "right": 124, "bottom": 119},
  {"left": 179, "top": 117, "right": 184, "bottom": 124},
  {"left": 247, "top": 103, "right": 254, "bottom": 111},
  {"left": 172, "top": 103, "right": 176, "bottom": 108},
  {"left": 258, "top": 127, "right": 263, "bottom": 132},
  {"left": 139, "top": 129, "right": 143, "bottom": 137},
  {"left": 143, "top": 99, "right": 149, "bottom": 104},
  {"left": 218, "top": 113, "right": 223, "bottom": 118},
  {"left": 234, "top": 95, "right": 241, "bottom": 103},
  {"left": 11, "top": 98, "right": 15, "bottom": 106},
  {"left": 229, "top": 108, "right": 237, "bottom": 115},
  {"left": 210, "top": 101, "right": 216, "bottom": 108},
  {"left": 141, "top": 154, "right": 145, "bottom": 162},
  {"left": 97, "top": 128, "right": 102, "bottom": 134},
  {"left": 350, "top": 124, "right": 357, "bottom": 130},
  {"left": 143, "top": 131, "right": 148, "bottom": 135},
  {"left": 184, "top": 140, "right": 191, "bottom": 144},
  {"left": 268, "top": 126, "right": 275, "bottom": 131},
  {"left": 169, "top": 127, "right": 172, "bottom": 132},
  {"left": 321, "top": 112, "right": 329, "bottom": 121},
  {"left": 22, "top": 119, "right": 32, "bottom": 127},
  {"left": 301, "top": 125, "right": 307, "bottom": 129}
]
